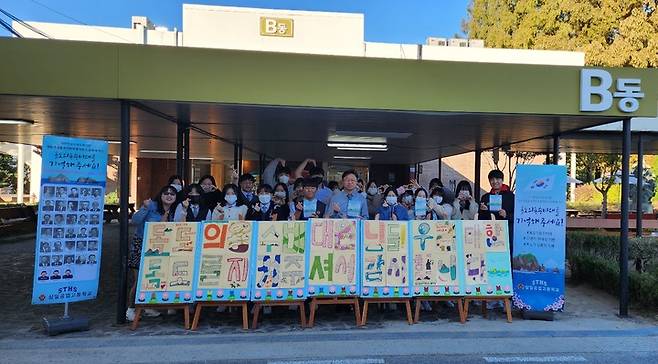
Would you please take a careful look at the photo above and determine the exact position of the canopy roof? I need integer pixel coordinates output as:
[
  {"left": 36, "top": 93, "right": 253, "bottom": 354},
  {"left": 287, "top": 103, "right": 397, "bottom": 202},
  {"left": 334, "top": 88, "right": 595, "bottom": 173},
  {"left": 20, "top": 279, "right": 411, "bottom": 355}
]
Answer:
[{"left": 1, "top": 38, "right": 656, "bottom": 163}]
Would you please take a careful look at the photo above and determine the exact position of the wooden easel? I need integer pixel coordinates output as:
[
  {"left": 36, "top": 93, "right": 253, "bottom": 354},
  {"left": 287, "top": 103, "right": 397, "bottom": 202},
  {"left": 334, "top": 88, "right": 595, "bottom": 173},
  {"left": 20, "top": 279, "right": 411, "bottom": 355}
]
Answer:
[
  {"left": 308, "top": 296, "right": 361, "bottom": 327},
  {"left": 361, "top": 298, "right": 413, "bottom": 325},
  {"left": 190, "top": 301, "right": 249, "bottom": 330},
  {"left": 463, "top": 296, "right": 513, "bottom": 323},
  {"left": 251, "top": 300, "right": 307, "bottom": 329},
  {"left": 413, "top": 296, "right": 465, "bottom": 323},
  {"left": 130, "top": 304, "right": 190, "bottom": 330}
]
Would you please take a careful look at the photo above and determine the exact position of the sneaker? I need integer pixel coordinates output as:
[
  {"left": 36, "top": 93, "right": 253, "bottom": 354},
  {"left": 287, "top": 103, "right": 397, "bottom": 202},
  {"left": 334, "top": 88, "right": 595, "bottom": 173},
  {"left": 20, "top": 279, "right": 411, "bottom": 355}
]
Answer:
[
  {"left": 125, "top": 308, "right": 136, "bottom": 322},
  {"left": 421, "top": 301, "right": 432, "bottom": 312},
  {"left": 167, "top": 309, "right": 176, "bottom": 315},
  {"left": 263, "top": 306, "right": 272, "bottom": 315},
  {"left": 143, "top": 309, "right": 161, "bottom": 317}
]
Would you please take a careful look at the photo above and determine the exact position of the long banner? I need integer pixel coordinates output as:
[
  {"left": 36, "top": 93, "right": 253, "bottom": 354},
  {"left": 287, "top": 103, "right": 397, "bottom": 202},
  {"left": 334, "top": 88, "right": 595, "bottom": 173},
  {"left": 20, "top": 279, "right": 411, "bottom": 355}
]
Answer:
[
  {"left": 512, "top": 165, "right": 567, "bottom": 311},
  {"left": 134, "top": 219, "right": 513, "bottom": 303},
  {"left": 32, "top": 136, "right": 108, "bottom": 305}
]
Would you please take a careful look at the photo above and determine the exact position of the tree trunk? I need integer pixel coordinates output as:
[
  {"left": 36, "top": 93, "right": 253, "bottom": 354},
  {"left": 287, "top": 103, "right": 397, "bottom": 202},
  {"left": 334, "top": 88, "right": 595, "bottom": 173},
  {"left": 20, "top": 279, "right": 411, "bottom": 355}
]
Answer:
[{"left": 601, "top": 192, "right": 608, "bottom": 218}]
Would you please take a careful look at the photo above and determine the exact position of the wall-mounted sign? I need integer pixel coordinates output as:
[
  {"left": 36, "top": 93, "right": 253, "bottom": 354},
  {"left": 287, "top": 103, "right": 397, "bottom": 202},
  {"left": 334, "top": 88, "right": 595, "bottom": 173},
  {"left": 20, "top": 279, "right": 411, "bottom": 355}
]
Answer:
[
  {"left": 260, "top": 17, "right": 294, "bottom": 37},
  {"left": 580, "top": 69, "right": 644, "bottom": 113}
]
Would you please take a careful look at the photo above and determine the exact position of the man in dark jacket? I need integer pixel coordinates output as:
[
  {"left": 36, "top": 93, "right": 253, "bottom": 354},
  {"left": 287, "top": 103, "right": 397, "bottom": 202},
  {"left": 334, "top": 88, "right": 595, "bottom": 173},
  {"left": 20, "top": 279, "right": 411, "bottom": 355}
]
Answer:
[
  {"left": 237, "top": 173, "right": 259, "bottom": 208},
  {"left": 478, "top": 169, "right": 515, "bottom": 256}
]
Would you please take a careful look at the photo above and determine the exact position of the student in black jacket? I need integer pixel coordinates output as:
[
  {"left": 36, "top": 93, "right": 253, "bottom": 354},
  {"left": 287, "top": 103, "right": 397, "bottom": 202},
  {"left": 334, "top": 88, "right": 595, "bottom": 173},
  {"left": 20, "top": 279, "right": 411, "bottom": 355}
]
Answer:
[
  {"left": 247, "top": 184, "right": 285, "bottom": 221},
  {"left": 174, "top": 184, "right": 212, "bottom": 222},
  {"left": 237, "top": 173, "right": 259, "bottom": 209},
  {"left": 293, "top": 178, "right": 326, "bottom": 220},
  {"left": 478, "top": 169, "right": 515, "bottom": 256}
]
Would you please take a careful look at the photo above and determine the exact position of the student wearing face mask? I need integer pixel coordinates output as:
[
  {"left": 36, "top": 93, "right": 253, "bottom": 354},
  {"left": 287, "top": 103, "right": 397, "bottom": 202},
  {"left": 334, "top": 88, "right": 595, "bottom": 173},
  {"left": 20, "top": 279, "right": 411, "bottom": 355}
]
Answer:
[
  {"left": 428, "top": 178, "right": 443, "bottom": 192},
  {"left": 295, "top": 159, "right": 333, "bottom": 206},
  {"left": 293, "top": 178, "right": 326, "bottom": 220},
  {"left": 198, "top": 175, "right": 222, "bottom": 211},
  {"left": 175, "top": 184, "right": 212, "bottom": 222},
  {"left": 428, "top": 187, "right": 454, "bottom": 220},
  {"left": 365, "top": 180, "right": 383, "bottom": 219},
  {"left": 263, "top": 158, "right": 294, "bottom": 193},
  {"left": 375, "top": 187, "right": 409, "bottom": 221},
  {"left": 412, "top": 188, "right": 431, "bottom": 220},
  {"left": 247, "top": 184, "right": 283, "bottom": 221},
  {"left": 272, "top": 183, "right": 291, "bottom": 221},
  {"left": 167, "top": 174, "right": 185, "bottom": 202},
  {"left": 212, "top": 184, "right": 247, "bottom": 221},
  {"left": 326, "top": 170, "right": 369, "bottom": 219},
  {"left": 237, "top": 173, "right": 258, "bottom": 208},
  {"left": 453, "top": 180, "right": 478, "bottom": 220},
  {"left": 400, "top": 191, "right": 415, "bottom": 217},
  {"left": 289, "top": 177, "right": 304, "bottom": 213}
]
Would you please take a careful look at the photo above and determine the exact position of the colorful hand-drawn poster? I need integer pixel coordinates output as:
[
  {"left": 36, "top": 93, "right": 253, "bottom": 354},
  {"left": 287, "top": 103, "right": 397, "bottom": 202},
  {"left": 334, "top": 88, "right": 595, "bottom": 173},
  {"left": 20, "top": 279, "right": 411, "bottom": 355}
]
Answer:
[
  {"left": 410, "top": 220, "right": 464, "bottom": 297},
  {"left": 462, "top": 220, "right": 513, "bottom": 297},
  {"left": 251, "top": 221, "right": 306, "bottom": 301},
  {"left": 32, "top": 136, "right": 108, "bottom": 305},
  {"left": 193, "top": 221, "right": 254, "bottom": 302},
  {"left": 512, "top": 165, "right": 567, "bottom": 311},
  {"left": 135, "top": 222, "right": 198, "bottom": 304},
  {"left": 360, "top": 220, "right": 412, "bottom": 298},
  {"left": 306, "top": 219, "right": 359, "bottom": 297}
]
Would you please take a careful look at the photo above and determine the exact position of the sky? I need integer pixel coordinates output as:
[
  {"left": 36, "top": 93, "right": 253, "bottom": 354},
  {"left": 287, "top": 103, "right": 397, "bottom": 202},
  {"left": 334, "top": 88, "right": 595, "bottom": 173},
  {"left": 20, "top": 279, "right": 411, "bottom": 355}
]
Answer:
[{"left": 0, "top": 0, "right": 471, "bottom": 44}]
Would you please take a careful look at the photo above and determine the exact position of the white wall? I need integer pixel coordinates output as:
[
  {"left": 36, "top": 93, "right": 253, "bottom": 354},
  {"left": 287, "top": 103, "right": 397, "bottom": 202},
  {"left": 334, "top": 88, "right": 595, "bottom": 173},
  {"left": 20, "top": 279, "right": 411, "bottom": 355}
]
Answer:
[
  {"left": 422, "top": 45, "right": 585, "bottom": 66},
  {"left": 182, "top": 4, "right": 364, "bottom": 56},
  {"left": 364, "top": 42, "right": 418, "bottom": 60},
  {"left": 13, "top": 21, "right": 178, "bottom": 45}
]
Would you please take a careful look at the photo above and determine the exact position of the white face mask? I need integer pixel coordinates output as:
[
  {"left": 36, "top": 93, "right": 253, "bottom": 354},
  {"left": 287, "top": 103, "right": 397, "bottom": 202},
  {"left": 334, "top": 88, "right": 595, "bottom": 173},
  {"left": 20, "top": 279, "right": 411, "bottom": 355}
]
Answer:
[
  {"left": 403, "top": 196, "right": 413, "bottom": 204},
  {"left": 225, "top": 195, "right": 237, "bottom": 205},
  {"left": 274, "top": 191, "right": 286, "bottom": 199},
  {"left": 433, "top": 196, "right": 443, "bottom": 204},
  {"left": 259, "top": 194, "right": 272, "bottom": 204},
  {"left": 171, "top": 183, "right": 182, "bottom": 192},
  {"left": 278, "top": 175, "right": 290, "bottom": 184},
  {"left": 367, "top": 187, "right": 378, "bottom": 195},
  {"left": 385, "top": 196, "right": 398, "bottom": 205}
]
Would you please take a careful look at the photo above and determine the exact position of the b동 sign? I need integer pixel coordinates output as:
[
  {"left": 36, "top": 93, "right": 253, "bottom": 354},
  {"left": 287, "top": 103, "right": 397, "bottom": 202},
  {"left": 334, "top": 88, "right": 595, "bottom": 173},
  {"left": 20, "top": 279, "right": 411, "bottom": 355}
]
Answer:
[
  {"left": 580, "top": 69, "right": 644, "bottom": 113},
  {"left": 259, "top": 17, "right": 294, "bottom": 37}
]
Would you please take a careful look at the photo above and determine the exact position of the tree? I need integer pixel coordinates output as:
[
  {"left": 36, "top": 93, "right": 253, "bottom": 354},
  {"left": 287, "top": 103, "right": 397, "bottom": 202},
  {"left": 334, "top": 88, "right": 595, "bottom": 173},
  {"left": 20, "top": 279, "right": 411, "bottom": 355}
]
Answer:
[
  {"left": 465, "top": 0, "right": 658, "bottom": 67},
  {"left": 0, "top": 153, "right": 30, "bottom": 194},
  {"left": 578, "top": 153, "right": 621, "bottom": 217}
]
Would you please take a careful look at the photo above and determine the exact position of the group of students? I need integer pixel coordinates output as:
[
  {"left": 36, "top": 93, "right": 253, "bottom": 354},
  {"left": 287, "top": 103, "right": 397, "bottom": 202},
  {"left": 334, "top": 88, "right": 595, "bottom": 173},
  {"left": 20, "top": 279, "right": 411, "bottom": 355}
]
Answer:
[{"left": 125, "top": 159, "right": 515, "bottom": 321}]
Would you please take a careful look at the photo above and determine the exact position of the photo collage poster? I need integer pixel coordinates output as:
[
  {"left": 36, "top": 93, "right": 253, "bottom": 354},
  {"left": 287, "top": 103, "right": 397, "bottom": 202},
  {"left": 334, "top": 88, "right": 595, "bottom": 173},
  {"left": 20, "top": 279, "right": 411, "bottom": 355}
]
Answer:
[
  {"left": 306, "top": 219, "right": 359, "bottom": 297},
  {"left": 360, "top": 220, "right": 412, "bottom": 298},
  {"left": 193, "top": 221, "right": 254, "bottom": 302},
  {"left": 135, "top": 222, "right": 198, "bottom": 304},
  {"left": 462, "top": 220, "right": 513, "bottom": 297},
  {"left": 32, "top": 136, "right": 108, "bottom": 305},
  {"left": 410, "top": 220, "right": 464, "bottom": 297},
  {"left": 251, "top": 221, "right": 307, "bottom": 301}
]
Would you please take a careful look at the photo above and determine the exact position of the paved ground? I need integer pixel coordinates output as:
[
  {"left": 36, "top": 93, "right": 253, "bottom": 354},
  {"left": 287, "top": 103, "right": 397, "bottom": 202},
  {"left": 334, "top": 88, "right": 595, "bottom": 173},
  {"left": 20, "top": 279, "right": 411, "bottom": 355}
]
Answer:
[{"left": 1, "top": 224, "right": 657, "bottom": 363}]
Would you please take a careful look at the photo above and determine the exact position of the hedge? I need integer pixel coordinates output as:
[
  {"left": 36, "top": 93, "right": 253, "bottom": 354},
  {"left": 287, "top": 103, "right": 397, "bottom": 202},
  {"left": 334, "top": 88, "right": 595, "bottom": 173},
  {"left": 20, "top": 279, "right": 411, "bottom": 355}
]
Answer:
[{"left": 567, "top": 231, "right": 658, "bottom": 308}]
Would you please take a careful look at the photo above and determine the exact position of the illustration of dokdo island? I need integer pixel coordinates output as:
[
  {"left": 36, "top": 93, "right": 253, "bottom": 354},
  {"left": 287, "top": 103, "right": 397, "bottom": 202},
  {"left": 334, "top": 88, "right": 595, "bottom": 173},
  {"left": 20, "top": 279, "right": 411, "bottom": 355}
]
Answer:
[{"left": 131, "top": 219, "right": 514, "bottom": 329}]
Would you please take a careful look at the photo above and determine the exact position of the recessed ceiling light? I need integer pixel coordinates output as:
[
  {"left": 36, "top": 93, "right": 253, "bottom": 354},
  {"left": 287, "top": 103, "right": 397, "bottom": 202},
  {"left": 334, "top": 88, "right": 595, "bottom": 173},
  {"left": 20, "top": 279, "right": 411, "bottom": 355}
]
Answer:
[
  {"left": 108, "top": 140, "right": 136, "bottom": 145},
  {"left": 327, "top": 143, "right": 387, "bottom": 149},
  {"left": 334, "top": 156, "right": 372, "bottom": 160},
  {"left": 139, "top": 149, "right": 177, "bottom": 154},
  {"left": 0, "top": 119, "right": 34, "bottom": 125},
  {"left": 336, "top": 147, "right": 388, "bottom": 152}
]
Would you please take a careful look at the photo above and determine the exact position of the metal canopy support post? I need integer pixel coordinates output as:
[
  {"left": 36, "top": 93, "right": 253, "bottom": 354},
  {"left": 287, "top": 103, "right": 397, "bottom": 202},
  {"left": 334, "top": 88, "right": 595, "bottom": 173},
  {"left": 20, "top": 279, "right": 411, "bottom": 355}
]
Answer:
[
  {"left": 238, "top": 143, "right": 244, "bottom": 175},
  {"left": 117, "top": 100, "right": 131, "bottom": 324},
  {"left": 258, "top": 154, "right": 265, "bottom": 183},
  {"left": 183, "top": 126, "right": 190, "bottom": 185},
  {"left": 553, "top": 135, "right": 560, "bottom": 165},
  {"left": 474, "top": 149, "right": 482, "bottom": 201},
  {"left": 438, "top": 156, "right": 442, "bottom": 182},
  {"left": 233, "top": 144, "right": 239, "bottom": 175},
  {"left": 176, "top": 121, "right": 184, "bottom": 178},
  {"left": 636, "top": 134, "right": 643, "bottom": 237},
  {"left": 619, "top": 118, "right": 631, "bottom": 317}
]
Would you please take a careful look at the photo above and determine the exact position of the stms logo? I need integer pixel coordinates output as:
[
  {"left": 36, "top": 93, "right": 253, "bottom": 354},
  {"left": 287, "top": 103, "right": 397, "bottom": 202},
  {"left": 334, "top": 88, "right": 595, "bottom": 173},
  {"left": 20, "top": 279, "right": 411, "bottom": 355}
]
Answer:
[{"left": 58, "top": 286, "right": 78, "bottom": 294}]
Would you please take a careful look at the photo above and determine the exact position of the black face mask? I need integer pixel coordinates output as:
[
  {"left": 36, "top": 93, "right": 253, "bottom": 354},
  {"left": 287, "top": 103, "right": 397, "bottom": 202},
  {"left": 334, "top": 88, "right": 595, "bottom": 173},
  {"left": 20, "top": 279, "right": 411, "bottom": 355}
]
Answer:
[{"left": 189, "top": 195, "right": 201, "bottom": 205}]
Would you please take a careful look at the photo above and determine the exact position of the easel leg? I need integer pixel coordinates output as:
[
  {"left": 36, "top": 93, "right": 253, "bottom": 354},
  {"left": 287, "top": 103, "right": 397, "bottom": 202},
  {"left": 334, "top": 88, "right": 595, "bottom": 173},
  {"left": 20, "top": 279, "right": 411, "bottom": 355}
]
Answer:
[
  {"left": 299, "top": 302, "right": 307, "bottom": 328},
  {"left": 413, "top": 298, "right": 421, "bottom": 323},
  {"left": 183, "top": 305, "right": 190, "bottom": 330},
  {"left": 361, "top": 300, "right": 369, "bottom": 326},
  {"left": 191, "top": 304, "right": 203, "bottom": 331},
  {"left": 504, "top": 298, "right": 513, "bottom": 323},
  {"left": 457, "top": 299, "right": 466, "bottom": 324},
  {"left": 463, "top": 299, "right": 470, "bottom": 322},
  {"left": 354, "top": 298, "right": 362, "bottom": 327},
  {"left": 130, "top": 308, "right": 142, "bottom": 331},
  {"left": 308, "top": 298, "right": 317, "bottom": 328},
  {"left": 241, "top": 303, "right": 249, "bottom": 330},
  {"left": 251, "top": 303, "right": 261, "bottom": 329},
  {"left": 482, "top": 300, "right": 488, "bottom": 318},
  {"left": 405, "top": 300, "right": 413, "bottom": 325}
]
